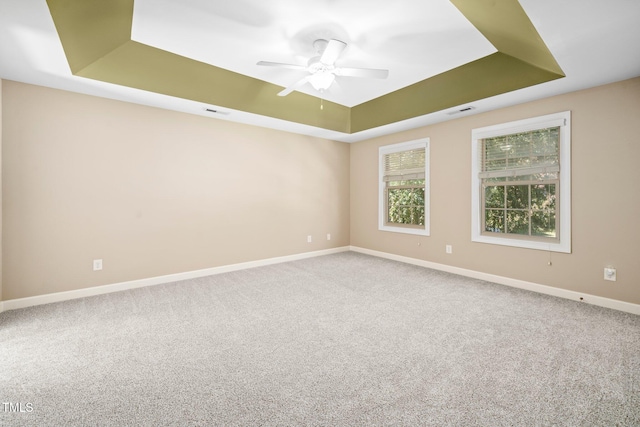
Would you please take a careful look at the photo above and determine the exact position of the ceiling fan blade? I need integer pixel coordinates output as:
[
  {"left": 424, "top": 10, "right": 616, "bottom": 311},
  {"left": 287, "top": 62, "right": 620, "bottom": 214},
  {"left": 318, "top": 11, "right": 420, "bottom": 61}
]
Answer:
[
  {"left": 257, "top": 61, "right": 307, "bottom": 71},
  {"left": 277, "top": 76, "right": 311, "bottom": 97},
  {"left": 320, "top": 39, "right": 347, "bottom": 65},
  {"left": 335, "top": 67, "right": 389, "bottom": 79}
]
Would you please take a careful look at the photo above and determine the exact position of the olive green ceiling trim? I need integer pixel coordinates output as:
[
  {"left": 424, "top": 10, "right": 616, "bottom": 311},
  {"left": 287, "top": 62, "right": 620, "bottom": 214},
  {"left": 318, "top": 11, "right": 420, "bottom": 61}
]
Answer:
[
  {"left": 46, "top": 0, "right": 351, "bottom": 133},
  {"left": 350, "top": 52, "right": 563, "bottom": 133},
  {"left": 451, "top": 0, "right": 564, "bottom": 76},
  {"left": 76, "top": 40, "right": 351, "bottom": 133},
  {"left": 46, "top": 0, "right": 133, "bottom": 74},
  {"left": 47, "top": 0, "right": 563, "bottom": 136},
  {"left": 350, "top": 0, "right": 565, "bottom": 133}
]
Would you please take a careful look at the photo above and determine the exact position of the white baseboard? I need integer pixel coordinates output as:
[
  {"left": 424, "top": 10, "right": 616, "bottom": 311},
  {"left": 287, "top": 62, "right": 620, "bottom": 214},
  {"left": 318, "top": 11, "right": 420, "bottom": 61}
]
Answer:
[
  {"left": 350, "top": 246, "right": 640, "bottom": 316},
  {"left": 3, "top": 245, "right": 637, "bottom": 316},
  {"left": 0, "top": 246, "right": 350, "bottom": 313}
]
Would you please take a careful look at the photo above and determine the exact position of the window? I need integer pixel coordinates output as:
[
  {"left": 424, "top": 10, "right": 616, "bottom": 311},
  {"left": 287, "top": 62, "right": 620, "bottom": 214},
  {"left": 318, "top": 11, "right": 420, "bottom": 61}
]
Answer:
[
  {"left": 379, "top": 138, "right": 429, "bottom": 236},
  {"left": 471, "top": 112, "right": 571, "bottom": 253}
]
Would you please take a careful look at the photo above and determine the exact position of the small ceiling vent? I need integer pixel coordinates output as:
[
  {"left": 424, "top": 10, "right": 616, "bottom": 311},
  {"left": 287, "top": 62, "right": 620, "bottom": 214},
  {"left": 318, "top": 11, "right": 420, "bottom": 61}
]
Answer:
[
  {"left": 204, "top": 108, "right": 229, "bottom": 115},
  {"left": 446, "top": 106, "right": 475, "bottom": 116}
]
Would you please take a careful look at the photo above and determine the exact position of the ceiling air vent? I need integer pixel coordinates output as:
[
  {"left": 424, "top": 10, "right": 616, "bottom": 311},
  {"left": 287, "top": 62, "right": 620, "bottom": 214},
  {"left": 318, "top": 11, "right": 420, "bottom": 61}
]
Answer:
[
  {"left": 204, "top": 108, "right": 229, "bottom": 115},
  {"left": 446, "top": 106, "right": 475, "bottom": 116}
]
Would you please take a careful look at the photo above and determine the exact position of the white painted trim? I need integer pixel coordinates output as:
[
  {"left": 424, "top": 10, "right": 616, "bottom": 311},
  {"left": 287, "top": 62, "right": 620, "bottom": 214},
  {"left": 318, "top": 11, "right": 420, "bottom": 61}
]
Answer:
[
  {"left": 378, "top": 138, "right": 430, "bottom": 237},
  {"left": 470, "top": 111, "right": 571, "bottom": 253},
  {"left": 0, "top": 247, "right": 350, "bottom": 313},
  {"left": 350, "top": 246, "right": 640, "bottom": 316},
  {"left": 4, "top": 245, "right": 637, "bottom": 317}
]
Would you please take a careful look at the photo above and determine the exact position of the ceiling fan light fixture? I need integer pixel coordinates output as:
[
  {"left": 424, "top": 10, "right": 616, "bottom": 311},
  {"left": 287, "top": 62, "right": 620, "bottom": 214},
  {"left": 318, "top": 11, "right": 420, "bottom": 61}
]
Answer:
[
  {"left": 258, "top": 38, "right": 388, "bottom": 97},
  {"left": 308, "top": 71, "right": 335, "bottom": 91}
]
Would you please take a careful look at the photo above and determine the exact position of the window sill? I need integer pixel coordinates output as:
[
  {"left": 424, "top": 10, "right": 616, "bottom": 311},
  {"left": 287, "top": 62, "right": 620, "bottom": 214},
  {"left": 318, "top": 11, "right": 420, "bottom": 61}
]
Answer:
[
  {"left": 472, "top": 234, "right": 570, "bottom": 253},
  {"left": 379, "top": 224, "right": 430, "bottom": 236}
]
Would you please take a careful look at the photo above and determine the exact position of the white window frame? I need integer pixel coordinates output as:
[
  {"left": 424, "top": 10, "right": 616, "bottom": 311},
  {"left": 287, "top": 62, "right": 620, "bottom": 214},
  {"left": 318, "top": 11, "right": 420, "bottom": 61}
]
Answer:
[
  {"left": 471, "top": 111, "right": 571, "bottom": 253},
  {"left": 379, "top": 138, "right": 430, "bottom": 236}
]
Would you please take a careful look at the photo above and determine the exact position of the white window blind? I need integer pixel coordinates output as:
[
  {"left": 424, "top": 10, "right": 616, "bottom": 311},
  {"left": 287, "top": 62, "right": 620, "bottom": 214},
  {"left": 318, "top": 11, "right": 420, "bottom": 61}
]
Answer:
[
  {"left": 479, "top": 127, "right": 560, "bottom": 179},
  {"left": 383, "top": 148, "right": 426, "bottom": 182}
]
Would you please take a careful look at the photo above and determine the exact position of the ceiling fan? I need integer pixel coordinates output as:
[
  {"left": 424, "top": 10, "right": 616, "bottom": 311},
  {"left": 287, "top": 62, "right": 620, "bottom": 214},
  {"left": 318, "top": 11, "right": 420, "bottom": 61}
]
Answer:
[{"left": 257, "top": 39, "right": 389, "bottom": 97}]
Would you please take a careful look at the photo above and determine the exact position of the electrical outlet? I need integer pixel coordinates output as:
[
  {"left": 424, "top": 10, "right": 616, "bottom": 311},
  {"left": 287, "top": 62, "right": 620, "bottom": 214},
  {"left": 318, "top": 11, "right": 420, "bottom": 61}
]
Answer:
[
  {"left": 446, "top": 245, "right": 453, "bottom": 254},
  {"left": 307, "top": 235, "right": 312, "bottom": 243},
  {"left": 93, "top": 259, "right": 103, "bottom": 271},
  {"left": 604, "top": 267, "right": 616, "bottom": 281},
  {"left": 327, "top": 233, "right": 331, "bottom": 241}
]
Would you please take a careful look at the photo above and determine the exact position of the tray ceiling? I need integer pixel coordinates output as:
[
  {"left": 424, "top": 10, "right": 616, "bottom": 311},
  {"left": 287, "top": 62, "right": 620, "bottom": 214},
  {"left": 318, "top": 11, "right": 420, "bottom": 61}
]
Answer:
[{"left": 1, "top": 0, "right": 639, "bottom": 142}]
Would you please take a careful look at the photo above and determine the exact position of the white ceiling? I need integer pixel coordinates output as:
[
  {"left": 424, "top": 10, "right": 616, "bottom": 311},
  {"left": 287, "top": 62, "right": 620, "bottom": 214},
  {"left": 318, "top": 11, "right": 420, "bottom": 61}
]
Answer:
[
  {"left": 132, "top": 0, "right": 497, "bottom": 107},
  {"left": 1, "top": 0, "right": 639, "bottom": 142}
]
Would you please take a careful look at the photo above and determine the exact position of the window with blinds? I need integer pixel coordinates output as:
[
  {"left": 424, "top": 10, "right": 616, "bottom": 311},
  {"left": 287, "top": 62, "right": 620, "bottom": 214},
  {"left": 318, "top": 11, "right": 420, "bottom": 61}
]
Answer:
[
  {"left": 471, "top": 111, "right": 571, "bottom": 253},
  {"left": 481, "top": 127, "right": 560, "bottom": 238},
  {"left": 379, "top": 139, "right": 429, "bottom": 235}
]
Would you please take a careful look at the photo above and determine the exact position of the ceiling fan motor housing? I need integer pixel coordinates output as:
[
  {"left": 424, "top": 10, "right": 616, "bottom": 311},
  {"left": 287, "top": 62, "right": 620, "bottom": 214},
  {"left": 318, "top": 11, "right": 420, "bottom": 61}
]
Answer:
[
  {"left": 313, "top": 39, "right": 329, "bottom": 55},
  {"left": 308, "top": 56, "right": 334, "bottom": 73}
]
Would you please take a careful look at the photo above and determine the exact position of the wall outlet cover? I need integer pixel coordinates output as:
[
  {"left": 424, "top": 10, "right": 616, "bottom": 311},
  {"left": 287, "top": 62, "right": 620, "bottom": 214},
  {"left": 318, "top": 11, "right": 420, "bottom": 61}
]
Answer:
[{"left": 604, "top": 267, "right": 616, "bottom": 281}]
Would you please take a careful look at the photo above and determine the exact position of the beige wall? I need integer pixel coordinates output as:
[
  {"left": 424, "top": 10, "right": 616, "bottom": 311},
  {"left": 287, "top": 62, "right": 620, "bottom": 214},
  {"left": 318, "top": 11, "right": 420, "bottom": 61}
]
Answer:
[
  {"left": 2, "top": 81, "right": 350, "bottom": 300},
  {"left": 3, "top": 77, "right": 640, "bottom": 306},
  {"left": 351, "top": 77, "right": 640, "bottom": 305}
]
